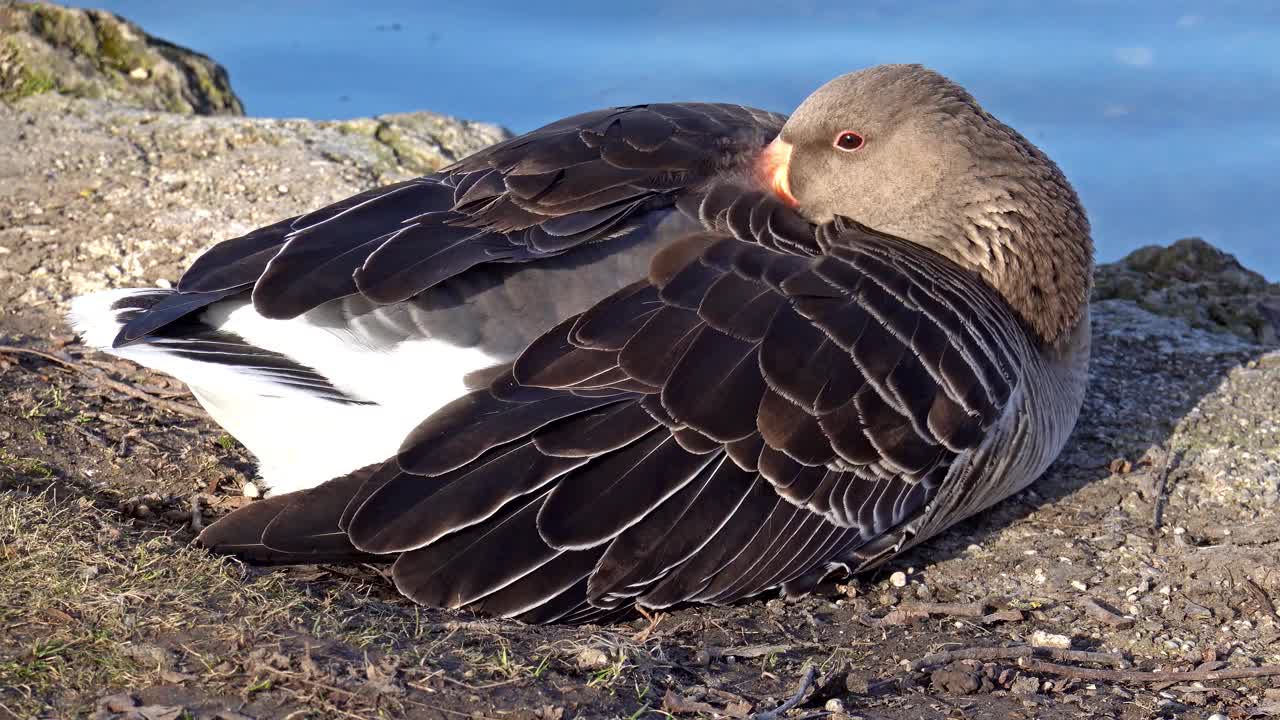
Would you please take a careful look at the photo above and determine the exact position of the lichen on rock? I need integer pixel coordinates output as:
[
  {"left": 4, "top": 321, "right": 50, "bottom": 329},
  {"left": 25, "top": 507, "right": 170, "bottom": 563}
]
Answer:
[
  {"left": 1093, "top": 237, "right": 1280, "bottom": 344},
  {"left": 0, "top": 1, "right": 243, "bottom": 114}
]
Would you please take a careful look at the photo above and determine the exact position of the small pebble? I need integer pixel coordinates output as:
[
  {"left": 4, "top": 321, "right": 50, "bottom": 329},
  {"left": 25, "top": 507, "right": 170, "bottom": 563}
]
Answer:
[
  {"left": 824, "top": 698, "right": 846, "bottom": 713},
  {"left": 1030, "top": 630, "right": 1072, "bottom": 649},
  {"left": 889, "top": 571, "right": 908, "bottom": 588},
  {"left": 575, "top": 647, "right": 609, "bottom": 671},
  {"left": 242, "top": 481, "right": 260, "bottom": 498},
  {"left": 1010, "top": 674, "right": 1041, "bottom": 695}
]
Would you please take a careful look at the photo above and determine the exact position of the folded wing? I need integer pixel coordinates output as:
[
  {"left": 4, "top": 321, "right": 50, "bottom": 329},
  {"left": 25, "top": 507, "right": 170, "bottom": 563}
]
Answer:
[
  {"left": 200, "top": 188, "right": 1029, "bottom": 621},
  {"left": 115, "top": 104, "right": 785, "bottom": 347}
]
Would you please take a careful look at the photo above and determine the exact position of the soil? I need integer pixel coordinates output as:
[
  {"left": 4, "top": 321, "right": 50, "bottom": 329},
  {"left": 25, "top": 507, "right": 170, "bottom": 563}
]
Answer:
[{"left": 4, "top": 63, "right": 1280, "bottom": 720}]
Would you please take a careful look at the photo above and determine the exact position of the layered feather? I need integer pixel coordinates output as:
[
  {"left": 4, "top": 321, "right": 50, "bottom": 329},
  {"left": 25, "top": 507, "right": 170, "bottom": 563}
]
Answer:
[
  {"left": 115, "top": 104, "right": 785, "bottom": 345},
  {"left": 200, "top": 185, "right": 1033, "bottom": 622}
]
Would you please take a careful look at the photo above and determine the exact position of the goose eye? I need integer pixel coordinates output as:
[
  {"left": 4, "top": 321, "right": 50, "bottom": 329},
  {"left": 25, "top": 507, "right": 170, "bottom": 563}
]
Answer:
[{"left": 833, "top": 131, "right": 865, "bottom": 151}]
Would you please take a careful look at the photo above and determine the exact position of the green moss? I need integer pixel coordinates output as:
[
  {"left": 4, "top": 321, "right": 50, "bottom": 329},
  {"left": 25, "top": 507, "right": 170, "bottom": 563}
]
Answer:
[
  {"left": 26, "top": 3, "right": 95, "bottom": 57},
  {"left": 0, "top": 39, "right": 58, "bottom": 103},
  {"left": 333, "top": 118, "right": 378, "bottom": 136},
  {"left": 189, "top": 62, "right": 227, "bottom": 111},
  {"left": 374, "top": 122, "right": 444, "bottom": 174},
  {"left": 92, "top": 17, "right": 143, "bottom": 72}
]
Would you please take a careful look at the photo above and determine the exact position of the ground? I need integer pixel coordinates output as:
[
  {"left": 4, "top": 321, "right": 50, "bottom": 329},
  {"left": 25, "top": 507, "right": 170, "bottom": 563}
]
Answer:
[{"left": 3, "top": 87, "right": 1280, "bottom": 720}]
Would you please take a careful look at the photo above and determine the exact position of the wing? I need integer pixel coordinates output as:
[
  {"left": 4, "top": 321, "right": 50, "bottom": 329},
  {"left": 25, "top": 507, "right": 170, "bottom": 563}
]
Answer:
[
  {"left": 114, "top": 103, "right": 785, "bottom": 347},
  {"left": 201, "top": 187, "right": 1031, "bottom": 621}
]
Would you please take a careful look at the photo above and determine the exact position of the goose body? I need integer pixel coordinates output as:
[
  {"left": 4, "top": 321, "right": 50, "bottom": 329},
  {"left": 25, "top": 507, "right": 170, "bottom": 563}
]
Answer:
[{"left": 69, "top": 65, "right": 1092, "bottom": 623}]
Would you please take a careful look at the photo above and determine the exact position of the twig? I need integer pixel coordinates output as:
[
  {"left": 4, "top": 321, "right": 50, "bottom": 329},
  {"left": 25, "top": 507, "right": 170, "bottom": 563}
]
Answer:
[
  {"left": 878, "top": 601, "right": 989, "bottom": 625},
  {"left": 906, "top": 645, "right": 1128, "bottom": 673},
  {"left": 1080, "top": 598, "right": 1135, "bottom": 629},
  {"left": 752, "top": 664, "right": 816, "bottom": 720},
  {"left": 1019, "top": 657, "right": 1280, "bottom": 684},
  {"left": 632, "top": 603, "right": 665, "bottom": 643},
  {"left": 0, "top": 345, "right": 76, "bottom": 368},
  {"left": 1245, "top": 578, "right": 1277, "bottom": 619},
  {"left": 189, "top": 494, "right": 204, "bottom": 534},
  {"left": 708, "top": 643, "right": 796, "bottom": 659},
  {"left": 1151, "top": 447, "right": 1184, "bottom": 530},
  {"left": 0, "top": 345, "right": 206, "bottom": 419},
  {"left": 981, "top": 609, "right": 1025, "bottom": 624}
]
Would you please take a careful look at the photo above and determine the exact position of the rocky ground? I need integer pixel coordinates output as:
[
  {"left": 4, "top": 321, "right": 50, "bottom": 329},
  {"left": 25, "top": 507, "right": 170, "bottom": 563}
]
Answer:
[
  {"left": 4, "top": 4, "right": 1280, "bottom": 720},
  {"left": 1, "top": 2, "right": 241, "bottom": 115}
]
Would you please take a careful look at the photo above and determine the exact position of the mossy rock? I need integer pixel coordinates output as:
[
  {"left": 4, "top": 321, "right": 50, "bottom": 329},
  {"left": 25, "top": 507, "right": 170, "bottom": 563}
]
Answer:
[
  {"left": 0, "top": 1, "right": 243, "bottom": 115},
  {"left": 1094, "top": 238, "right": 1280, "bottom": 344}
]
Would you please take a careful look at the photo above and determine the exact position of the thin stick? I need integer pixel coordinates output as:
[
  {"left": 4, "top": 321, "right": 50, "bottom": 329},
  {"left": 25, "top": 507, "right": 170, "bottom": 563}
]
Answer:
[
  {"left": 708, "top": 643, "right": 796, "bottom": 659},
  {"left": 900, "top": 601, "right": 987, "bottom": 618},
  {"left": 906, "top": 645, "right": 1128, "bottom": 673},
  {"left": 1245, "top": 578, "right": 1277, "bottom": 619},
  {"left": 189, "top": 494, "right": 204, "bottom": 534},
  {"left": 752, "top": 664, "right": 816, "bottom": 720},
  {"left": 1019, "top": 657, "right": 1280, "bottom": 684},
  {"left": 1151, "top": 447, "right": 1183, "bottom": 530},
  {"left": 877, "top": 601, "right": 988, "bottom": 625},
  {"left": 0, "top": 345, "right": 206, "bottom": 419}
]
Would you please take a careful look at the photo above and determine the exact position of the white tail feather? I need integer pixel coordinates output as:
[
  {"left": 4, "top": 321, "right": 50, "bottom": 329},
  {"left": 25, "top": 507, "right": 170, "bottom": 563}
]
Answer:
[{"left": 68, "top": 288, "right": 499, "bottom": 495}]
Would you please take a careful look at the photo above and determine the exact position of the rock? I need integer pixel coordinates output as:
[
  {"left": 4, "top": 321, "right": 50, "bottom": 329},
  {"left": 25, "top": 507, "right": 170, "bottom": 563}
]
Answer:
[
  {"left": 1, "top": 1, "right": 243, "bottom": 114},
  {"left": 1010, "top": 674, "right": 1041, "bottom": 695},
  {"left": 1183, "top": 601, "right": 1214, "bottom": 620},
  {"left": 1094, "top": 237, "right": 1280, "bottom": 344},
  {"left": 575, "top": 647, "right": 610, "bottom": 671},
  {"left": 98, "top": 693, "right": 138, "bottom": 713},
  {"left": 0, "top": 89, "right": 508, "bottom": 330},
  {"left": 1029, "top": 630, "right": 1072, "bottom": 649},
  {"left": 930, "top": 666, "right": 982, "bottom": 694}
]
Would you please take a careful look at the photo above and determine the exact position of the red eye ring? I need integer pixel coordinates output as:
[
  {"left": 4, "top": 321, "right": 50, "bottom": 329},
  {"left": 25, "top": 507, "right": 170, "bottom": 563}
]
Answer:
[{"left": 833, "top": 131, "right": 865, "bottom": 151}]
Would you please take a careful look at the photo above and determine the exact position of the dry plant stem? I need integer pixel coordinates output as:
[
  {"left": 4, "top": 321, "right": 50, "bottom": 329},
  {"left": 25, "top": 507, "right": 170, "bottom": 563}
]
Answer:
[
  {"left": 189, "top": 494, "right": 204, "bottom": 533},
  {"left": 899, "top": 601, "right": 987, "bottom": 618},
  {"left": 752, "top": 664, "right": 817, "bottom": 720},
  {"left": 1151, "top": 447, "right": 1183, "bottom": 530},
  {"left": 1018, "top": 657, "right": 1280, "bottom": 684},
  {"left": 1244, "top": 578, "right": 1277, "bottom": 619},
  {"left": 0, "top": 345, "right": 206, "bottom": 419},
  {"left": 880, "top": 601, "right": 992, "bottom": 625},
  {"left": 709, "top": 643, "right": 797, "bottom": 659},
  {"left": 1080, "top": 598, "right": 1134, "bottom": 628},
  {"left": 906, "top": 645, "right": 1129, "bottom": 673}
]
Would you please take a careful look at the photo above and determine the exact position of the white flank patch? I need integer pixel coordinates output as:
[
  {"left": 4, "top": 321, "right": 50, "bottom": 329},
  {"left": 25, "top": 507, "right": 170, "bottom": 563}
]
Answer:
[{"left": 68, "top": 288, "right": 501, "bottom": 495}]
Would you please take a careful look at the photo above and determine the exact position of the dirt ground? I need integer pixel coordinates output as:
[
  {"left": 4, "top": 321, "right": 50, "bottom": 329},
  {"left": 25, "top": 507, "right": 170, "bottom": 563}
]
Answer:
[{"left": 4, "top": 93, "right": 1280, "bottom": 720}]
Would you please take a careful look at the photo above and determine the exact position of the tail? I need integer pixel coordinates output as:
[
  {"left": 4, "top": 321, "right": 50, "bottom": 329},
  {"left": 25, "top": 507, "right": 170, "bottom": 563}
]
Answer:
[
  {"left": 67, "top": 288, "right": 363, "bottom": 404},
  {"left": 67, "top": 288, "right": 408, "bottom": 495}
]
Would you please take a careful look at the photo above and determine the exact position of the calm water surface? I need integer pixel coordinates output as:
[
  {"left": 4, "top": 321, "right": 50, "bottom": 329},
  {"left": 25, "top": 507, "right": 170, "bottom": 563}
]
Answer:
[{"left": 76, "top": 2, "right": 1280, "bottom": 276}]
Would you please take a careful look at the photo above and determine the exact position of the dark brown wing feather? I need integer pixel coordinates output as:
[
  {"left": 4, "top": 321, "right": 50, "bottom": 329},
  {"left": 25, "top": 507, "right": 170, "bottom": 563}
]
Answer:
[
  {"left": 199, "top": 189, "right": 1027, "bottom": 622},
  {"left": 115, "top": 104, "right": 784, "bottom": 346}
]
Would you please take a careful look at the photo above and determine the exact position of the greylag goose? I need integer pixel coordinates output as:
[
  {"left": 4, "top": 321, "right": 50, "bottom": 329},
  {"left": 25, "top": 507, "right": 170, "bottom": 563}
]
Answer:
[{"left": 69, "top": 65, "right": 1093, "bottom": 623}]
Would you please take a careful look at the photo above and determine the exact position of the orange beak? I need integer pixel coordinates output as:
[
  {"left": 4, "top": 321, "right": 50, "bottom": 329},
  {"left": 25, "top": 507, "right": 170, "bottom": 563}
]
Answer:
[{"left": 760, "top": 138, "right": 797, "bottom": 207}]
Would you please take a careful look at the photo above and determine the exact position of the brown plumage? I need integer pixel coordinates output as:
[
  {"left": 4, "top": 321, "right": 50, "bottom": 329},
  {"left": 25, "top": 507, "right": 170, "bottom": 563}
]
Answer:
[{"left": 158, "top": 65, "right": 1091, "bottom": 623}]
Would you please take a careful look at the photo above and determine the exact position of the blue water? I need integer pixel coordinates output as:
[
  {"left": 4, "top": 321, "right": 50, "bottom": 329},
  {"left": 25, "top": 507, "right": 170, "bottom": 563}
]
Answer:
[{"left": 75, "top": 1, "right": 1280, "bottom": 277}]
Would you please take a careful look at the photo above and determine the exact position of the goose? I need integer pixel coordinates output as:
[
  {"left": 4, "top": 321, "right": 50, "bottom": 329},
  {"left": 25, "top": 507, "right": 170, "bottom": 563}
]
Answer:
[{"left": 69, "top": 64, "right": 1093, "bottom": 623}]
